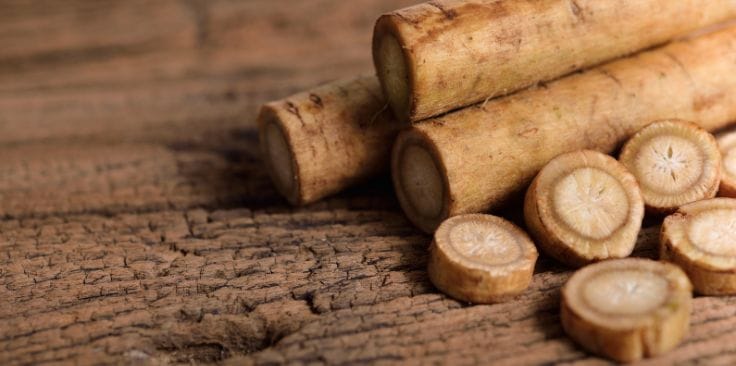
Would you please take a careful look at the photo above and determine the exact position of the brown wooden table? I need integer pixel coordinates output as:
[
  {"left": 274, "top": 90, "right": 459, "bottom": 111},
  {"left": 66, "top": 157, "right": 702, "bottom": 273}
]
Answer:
[{"left": 2, "top": 1, "right": 735, "bottom": 364}]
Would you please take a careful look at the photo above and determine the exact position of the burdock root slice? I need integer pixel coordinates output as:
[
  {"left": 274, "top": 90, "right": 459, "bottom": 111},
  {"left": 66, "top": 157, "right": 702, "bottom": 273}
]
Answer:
[
  {"left": 717, "top": 131, "right": 736, "bottom": 197},
  {"left": 561, "top": 258, "right": 692, "bottom": 362},
  {"left": 525, "top": 150, "right": 645, "bottom": 267},
  {"left": 428, "top": 214, "right": 538, "bottom": 304},
  {"left": 619, "top": 120, "right": 722, "bottom": 214},
  {"left": 258, "top": 76, "right": 400, "bottom": 205},
  {"left": 661, "top": 198, "right": 736, "bottom": 295}
]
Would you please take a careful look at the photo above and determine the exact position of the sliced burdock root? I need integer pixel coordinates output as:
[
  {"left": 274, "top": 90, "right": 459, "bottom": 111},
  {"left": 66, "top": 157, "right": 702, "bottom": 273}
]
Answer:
[
  {"left": 661, "top": 198, "right": 736, "bottom": 295},
  {"left": 428, "top": 214, "right": 538, "bottom": 304},
  {"left": 717, "top": 131, "right": 736, "bottom": 197},
  {"left": 524, "top": 150, "right": 645, "bottom": 267},
  {"left": 562, "top": 258, "right": 692, "bottom": 362},
  {"left": 619, "top": 120, "right": 721, "bottom": 214}
]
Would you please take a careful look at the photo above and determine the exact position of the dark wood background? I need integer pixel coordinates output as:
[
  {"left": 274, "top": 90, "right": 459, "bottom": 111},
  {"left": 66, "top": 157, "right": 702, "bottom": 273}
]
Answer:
[{"left": 2, "top": 1, "right": 736, "bottom": 364}]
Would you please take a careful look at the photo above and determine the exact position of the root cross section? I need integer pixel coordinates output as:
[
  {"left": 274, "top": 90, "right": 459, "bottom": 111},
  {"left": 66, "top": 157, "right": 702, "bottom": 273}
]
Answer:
[
  {"left": 583, "top": 270, "right": 668, "bottom": 316},
  {"left": 393, "top": 141, "right": 446, "bottom": 232},
  {"left": 448, "top": 221, "right": 522, "bottom": 266},
  {"left": 376, "top": 34, "right": 410, "bottom": 121},
  {"left": 525, "top": 150, "right": 644, "bottom": 267},
  {"left": 428, "top": 214, "right": 537, "bottom": 304},
  {"left": 620, "top": 120, "right": 721, "bottom": 214},
  {"left": 400, "top": 145, "right": 443, "bottom": 219},
  {"left": 553, "top": 167, "right": 629, "bottom": 240},
  {"left": 562, "top": 258, "right": 692, "bottom": 362},
  {"left": 724, "top": 147, "right": 736, "bottom": 178},
  {"left": 717, "top": 131, "right": 736, "bottom": 197},
  {"left": 636, "top": 136, "right": 702, "bottom": 194},
  {"left": 688, "top": 209, "right": 736, "bottom": 256},
  {"left": 661, "top": 198, "right": 736, "bottom": 295},
  {"left": 264, "top": 122, "right": 296, "bottom": 199}
]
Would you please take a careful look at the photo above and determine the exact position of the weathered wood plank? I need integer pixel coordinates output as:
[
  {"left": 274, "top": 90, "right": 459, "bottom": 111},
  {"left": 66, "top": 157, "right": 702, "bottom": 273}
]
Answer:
[
  {"left": 0, "top": 207, "right": 418, "bottom": 363},
  {"left": 0, "top": 209, "right": 659, "bottom": 364},
  {"left": 236, "top": 293, "right": 736, "bottom": 365},
  {"left": 0, "top": 141, "right": 271, "bottom": 218}
]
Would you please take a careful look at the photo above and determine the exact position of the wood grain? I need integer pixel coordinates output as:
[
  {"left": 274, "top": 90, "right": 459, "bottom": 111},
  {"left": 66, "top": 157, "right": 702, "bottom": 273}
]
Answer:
[{"left": 2, "top": 1, "right": 735, "bottom": 365}]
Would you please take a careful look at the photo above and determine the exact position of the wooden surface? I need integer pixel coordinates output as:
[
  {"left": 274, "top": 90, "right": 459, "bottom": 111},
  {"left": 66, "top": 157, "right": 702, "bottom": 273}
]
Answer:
[{"left": 2, "top": 1, "right": 736, "bottom": 364}]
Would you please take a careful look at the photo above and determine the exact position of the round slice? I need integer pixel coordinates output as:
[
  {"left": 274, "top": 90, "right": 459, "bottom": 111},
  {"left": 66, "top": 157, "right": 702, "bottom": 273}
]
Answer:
[
  {"left": 524, "top": 150, "right": 645, "bottom": 267},
  {"left": 428, "top": 214, "right": 538, "bottom": 303},
  {"left": 561, "top": 258, "right": 692, "bottom": 362},
  {"left": 717, "top": 131, "right": 736, "bottom": 198},
  {"left": 661, "top": 198, "right": 736, "bottom": 295},
  {"left": 619, "top": 120, "right": 721, "bottom": 214}
]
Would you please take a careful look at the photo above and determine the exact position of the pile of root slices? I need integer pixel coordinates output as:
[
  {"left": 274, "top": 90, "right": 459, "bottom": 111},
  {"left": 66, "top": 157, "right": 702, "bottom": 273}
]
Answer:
[{"left": 429, "top": 119, "right": 736, "bottom": 362}]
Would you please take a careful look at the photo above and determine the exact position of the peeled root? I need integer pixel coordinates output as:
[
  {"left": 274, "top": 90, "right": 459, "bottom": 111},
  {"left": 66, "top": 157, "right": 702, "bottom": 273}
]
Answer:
[{"left": 561, "top": 258, "right": 692, "bottom": 362}]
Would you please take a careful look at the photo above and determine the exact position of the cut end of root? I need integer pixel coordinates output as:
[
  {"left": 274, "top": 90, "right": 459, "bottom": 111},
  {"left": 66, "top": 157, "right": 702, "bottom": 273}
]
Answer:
[
  {"left": 525, "top": 150, "right": 644, "bottom": 267},
  {"left": 661, "top": 198, "right": 736, "bottom": 294},
  {"left": 688, "top": 208, "right": 736, "bottom": 256},
  {"left": 562, "top": 258, "right": 692, "bottom": 362},
  {"left": 375, "top": 33, "right": 411, "bottom": 122},
  {"left": 262, "top": 119, "right": 298, "bottom": 204},
  {"left": 717, "top": 131, "right": 736, "bottom": 197},
  {"left": 393, "top": 136, "right": 446, "bottom": 233},
  {"left": 553, "top": 167, "right": 630, "bottom": 240},
  {"left": 620, "top": 120, "right": 721, "bottom": 214},
  {"left": 429, "top": 214, "right": 538, "bottom": 304},
  {"left": 442, "top": 215, "right": 529, "bottom": 268}
]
